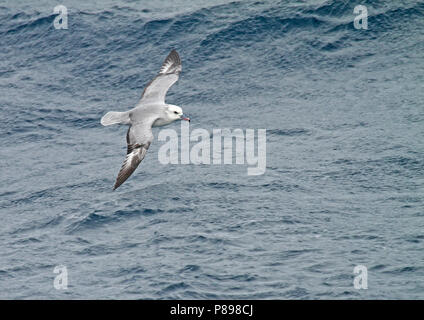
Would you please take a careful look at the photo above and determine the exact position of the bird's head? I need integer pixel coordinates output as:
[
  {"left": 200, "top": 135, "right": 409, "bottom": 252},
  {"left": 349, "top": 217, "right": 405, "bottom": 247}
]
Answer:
[{"left": 166, "top": 104, "right": 190, "bottom": 122}]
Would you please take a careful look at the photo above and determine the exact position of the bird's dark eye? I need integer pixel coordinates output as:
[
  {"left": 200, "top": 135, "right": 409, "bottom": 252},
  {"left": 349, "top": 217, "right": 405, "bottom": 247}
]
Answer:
[{"left": 174, "top": 111, "right": 178, "bottom": 114}]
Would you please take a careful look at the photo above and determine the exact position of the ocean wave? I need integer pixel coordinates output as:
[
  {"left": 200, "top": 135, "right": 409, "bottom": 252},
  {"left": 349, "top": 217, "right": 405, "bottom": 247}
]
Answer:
[{"left": 66, "top": 208, "right": 164, "bottom": 233}]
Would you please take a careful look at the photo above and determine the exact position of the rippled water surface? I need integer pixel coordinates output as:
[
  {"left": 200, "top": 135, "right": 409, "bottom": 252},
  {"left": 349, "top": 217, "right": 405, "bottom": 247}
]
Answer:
[{"left": 0, "top": 0, "right": 423, "bottom": 299}]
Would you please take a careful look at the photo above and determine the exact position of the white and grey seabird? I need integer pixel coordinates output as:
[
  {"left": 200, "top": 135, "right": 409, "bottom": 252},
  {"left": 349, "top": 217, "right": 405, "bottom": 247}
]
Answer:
[{"left": 100, "top": 50, "right": 189, "bottom": 190}]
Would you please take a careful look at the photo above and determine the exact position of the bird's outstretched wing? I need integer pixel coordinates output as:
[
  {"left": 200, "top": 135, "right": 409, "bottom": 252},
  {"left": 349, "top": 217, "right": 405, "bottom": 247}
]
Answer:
[
  {"left": 113, "top": 122, "right": 154, "bottom": 190},
  {"left": 139, "top": 49, "right": 182, "bottom": 105}
]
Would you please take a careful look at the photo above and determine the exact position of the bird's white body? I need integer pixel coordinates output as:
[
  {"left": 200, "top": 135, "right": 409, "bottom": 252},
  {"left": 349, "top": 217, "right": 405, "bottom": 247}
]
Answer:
[
  {"left": 100, "top": 50, "right": 188, "bottom": 190},
  {"left": 129, "top": 103, "right": 183, "bottom": 127}
]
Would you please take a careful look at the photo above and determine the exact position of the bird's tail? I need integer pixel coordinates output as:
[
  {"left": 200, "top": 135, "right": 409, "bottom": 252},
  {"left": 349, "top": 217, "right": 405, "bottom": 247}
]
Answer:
[{"left": 100, "top": 111, "right": 130, "bottom": 126}]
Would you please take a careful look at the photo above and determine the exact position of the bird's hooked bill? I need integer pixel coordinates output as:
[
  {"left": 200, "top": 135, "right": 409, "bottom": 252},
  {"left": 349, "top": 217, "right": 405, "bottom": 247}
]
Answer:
[{"left": 181, "top": 115, "right": 190, "bottom": 122}]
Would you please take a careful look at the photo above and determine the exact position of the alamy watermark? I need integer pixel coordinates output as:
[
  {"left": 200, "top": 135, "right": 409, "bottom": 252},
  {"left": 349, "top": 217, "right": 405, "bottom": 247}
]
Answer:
[
  {"left": 353, "top": 5, "right": 368, "bottom": 30},
  {"left": 353, "top": 265, "right": 368, "bottom": 289},
  {"left": 53, "top": 5, "right": 68, "bottom": 30},
  {"left": 53, "top": 4, "right": 369, "bottom": 31},
  {"left": 157, "top": 122, "right": 267, "bottom": 175},
  {"left": 53, "top": 265, "right": 68, "bottom": 290}
]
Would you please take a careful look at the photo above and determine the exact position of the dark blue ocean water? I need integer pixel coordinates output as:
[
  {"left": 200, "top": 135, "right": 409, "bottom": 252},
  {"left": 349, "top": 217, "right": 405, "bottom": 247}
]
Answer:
[{"left": 1, "top": 0, "right": 423, "bottom": 299}]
